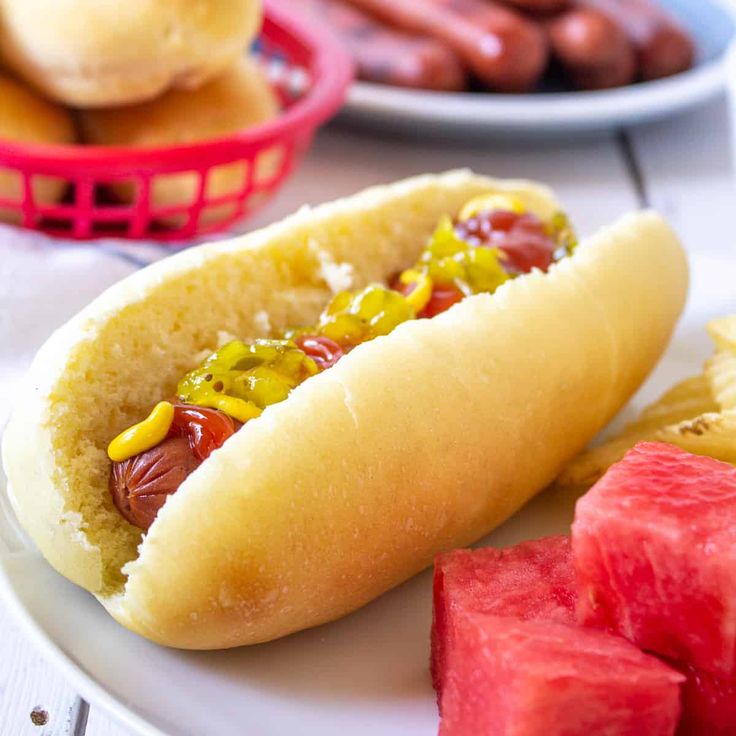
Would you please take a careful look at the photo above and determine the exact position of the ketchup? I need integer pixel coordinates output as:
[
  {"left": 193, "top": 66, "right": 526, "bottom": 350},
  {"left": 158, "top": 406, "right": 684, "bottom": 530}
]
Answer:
[
  {"left": 296, "top": 335, "right": 345, "bottom": 370},
  {"left": 391, "top": 277, "right": 465, "bottom": 320},
  {"left": 455, "top": 210, "right": 558, "bottom": 274},
  {"left": 418, "top": 285, "right": 464, "bottom": 318},
  {"left": 169, "top": 404, "right": 238, "bottom": 462}
]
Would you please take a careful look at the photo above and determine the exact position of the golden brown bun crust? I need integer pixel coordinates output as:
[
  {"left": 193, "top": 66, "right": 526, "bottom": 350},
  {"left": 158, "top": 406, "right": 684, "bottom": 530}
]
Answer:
[
  {"left": 1, "top": 171, "right": 688, "bottom": 648},
  {"left": 0, "top": 73, "right": 75, "bottom": 219},
  {"left": 78, "top": 58, "right": 279, "bottom": 225},
  {"left": 0, "top": 0, "right": 262, "bottom": 107}
]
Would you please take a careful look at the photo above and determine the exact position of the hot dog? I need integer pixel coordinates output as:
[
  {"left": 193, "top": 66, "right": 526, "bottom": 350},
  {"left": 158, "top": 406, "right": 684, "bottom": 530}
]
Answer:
[
  {"left": 289, "top": 0, "right": 466, "bottom": 91},
  {"left": 501, "top": 0, "right": 569, "bottom": 11},
  {"left": 547, "top": 8, "right": 637, "bottom": 90},
  {"left": 2, "top": 171, "right": 687, "bottom": 648},
  {"left": 106, "top": 202, "right": 573, "bottom": 531},
  {"left": 573, "top": 0, "right": 694, "bottom": 80},
  {"left": 343, "top": 0, "right": 548, "bottom": 92}
]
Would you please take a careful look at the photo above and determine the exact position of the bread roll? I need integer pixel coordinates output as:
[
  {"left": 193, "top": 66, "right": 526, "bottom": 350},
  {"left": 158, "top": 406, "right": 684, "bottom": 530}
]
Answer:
[
  {"left": 0, "top": 73, "right": 75, "bottom": 222},
  {"left": 0, "top": 0, "right": 262, "bottom": 107},
  {"left": 1, "top": 171, "right": 687, "bottom": 648},
  {"left": 78, "top": 58, "right": 279, "bottom": 227}
]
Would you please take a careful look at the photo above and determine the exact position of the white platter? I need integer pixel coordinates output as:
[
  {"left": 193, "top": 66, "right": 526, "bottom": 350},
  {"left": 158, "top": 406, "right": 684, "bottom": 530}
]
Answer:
[
  {"left": 342, "top": 0, "right": 736, "bottom": 136},
  {"left": 1, "top": 248, "right": 734, "bottom": 735}
]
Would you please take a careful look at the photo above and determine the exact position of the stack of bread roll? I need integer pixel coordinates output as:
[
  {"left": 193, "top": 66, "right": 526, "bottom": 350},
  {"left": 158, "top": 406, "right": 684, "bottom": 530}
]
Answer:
[{"left": 0, "top": 0, "right": 278, "bottom": 224}]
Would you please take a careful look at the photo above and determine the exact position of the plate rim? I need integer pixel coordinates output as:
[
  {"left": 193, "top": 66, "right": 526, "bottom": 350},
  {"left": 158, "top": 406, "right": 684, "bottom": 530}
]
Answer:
[{"left": 346, "top": 61, "right": 725, "bottom": 125}]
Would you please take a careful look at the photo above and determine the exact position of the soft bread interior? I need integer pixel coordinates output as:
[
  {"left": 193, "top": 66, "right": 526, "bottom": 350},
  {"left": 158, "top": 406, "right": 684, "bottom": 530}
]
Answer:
[{"left": 2, "top": 171, "right": 560, "bottom": 595}]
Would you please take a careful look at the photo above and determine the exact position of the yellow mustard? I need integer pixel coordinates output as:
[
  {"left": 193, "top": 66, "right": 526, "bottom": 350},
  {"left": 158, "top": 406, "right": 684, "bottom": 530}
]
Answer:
[
  {"left": 189, "top": 394, "right": 263, "bottom": 423},
  {"left": 108, "top": 401, "right": 175, "bottom": 463},
  {"left": 459, "top": 193, "right": 527, "bottom": 222}
]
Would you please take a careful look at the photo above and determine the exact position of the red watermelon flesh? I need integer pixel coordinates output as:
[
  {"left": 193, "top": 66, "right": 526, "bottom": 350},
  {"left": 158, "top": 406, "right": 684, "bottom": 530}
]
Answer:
[
  {"left": 432, "top": 536, "right": 574, "bottom": 696},
  {"left": 439, "top": 612, "right": 684, "bottom": 736},
  {"left": 573, "top": 442, "right": 736, "bottom": 677},
  {"left": 669, "top": 659, "right": 736, "bottom": 736}
]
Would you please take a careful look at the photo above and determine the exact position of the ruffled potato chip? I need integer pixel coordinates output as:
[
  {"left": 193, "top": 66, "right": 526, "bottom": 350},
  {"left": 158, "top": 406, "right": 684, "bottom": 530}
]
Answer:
[
  {"left": 706, "top": 349, "right": 736, "bottom": 410},
  {"left": 634, "top": 375, "right": 718, "bottom": 426},
  {"left": 654, "top": 410, "right": 736, "bottom": 465},
  {"left": 707, "top": 316, "right": 736, "bottom": 353},
  {"left": 556, "top": 375, "right": 718, "bottom": 489},
  {"left": 559, "top": 314, "right": 736, "bottom": 490}
]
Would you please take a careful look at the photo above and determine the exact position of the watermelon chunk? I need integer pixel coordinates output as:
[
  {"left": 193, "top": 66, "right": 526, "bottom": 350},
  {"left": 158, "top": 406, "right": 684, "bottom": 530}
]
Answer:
[
  {"left": 573, "top": 442, "right": 736, "bottom": 677},
  {"left": 670, "top": 659, "right": 736, "bottom": 736},
  {"left": 439, "top": 613, "right": 684, "bottom": 736},
  {"left": 432, "top": 536, "right": 575, "bottom": 696}
]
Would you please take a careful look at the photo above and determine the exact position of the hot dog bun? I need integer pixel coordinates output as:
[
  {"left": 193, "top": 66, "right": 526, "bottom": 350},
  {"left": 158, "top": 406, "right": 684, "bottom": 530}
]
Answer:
[
  {"left": 2, "top": 171, "right": 687, "bottom": 648},
  {"left": 0, "top": 0, "right": 262, "bottom": 107},
  {"left": 0, "top": 73, "right": 75, "bottom": 221},
  {"left": 78, "top": 58, "right": 279, "bottom": 226}
]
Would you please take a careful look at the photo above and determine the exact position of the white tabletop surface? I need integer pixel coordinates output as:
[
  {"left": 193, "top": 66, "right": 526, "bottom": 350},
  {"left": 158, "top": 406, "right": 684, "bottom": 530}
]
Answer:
[{"left": 1, "top": 97, "right": 735, "bottom": 736}]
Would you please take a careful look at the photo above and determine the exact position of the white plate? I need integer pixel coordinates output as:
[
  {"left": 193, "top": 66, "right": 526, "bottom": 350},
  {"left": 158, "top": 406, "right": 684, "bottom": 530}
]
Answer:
[
  {"left": 1, "top": 249, "right": 734, "bottom": 736},
  {"left": 342, "top": 0, "right": 736, "bottom": 136}
]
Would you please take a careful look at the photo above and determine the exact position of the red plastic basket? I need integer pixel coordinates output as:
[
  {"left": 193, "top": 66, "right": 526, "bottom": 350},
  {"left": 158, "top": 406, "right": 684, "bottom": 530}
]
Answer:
[{"left": 0, "top": 0, "right": 353, "bottom": 242}]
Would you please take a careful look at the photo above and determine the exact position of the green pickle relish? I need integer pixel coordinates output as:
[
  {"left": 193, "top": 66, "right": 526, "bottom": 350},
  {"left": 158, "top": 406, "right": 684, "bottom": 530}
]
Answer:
[{"left": 110, "top": 195, "right": 575, "bottom": 463}]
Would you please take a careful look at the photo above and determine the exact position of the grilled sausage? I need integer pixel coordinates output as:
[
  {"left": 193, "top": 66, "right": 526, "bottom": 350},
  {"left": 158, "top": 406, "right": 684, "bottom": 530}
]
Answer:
[
  {"left": 500, "top": 0, "right": 569, "bottom": 12},
  {"left": 574, "top": 0, "right": 694, "bottom": 80},
  {"left": 344, "top": 0, "right": 549, "bottom": 92},
  {"left": 547, "top": 8, "right": 637, "bottom": 89},
  {"left": 110, "top": 437, "right": 200, "bottom": 530},
  {"left": 293, "top": 0, "right": 466, "bottom": 91}
]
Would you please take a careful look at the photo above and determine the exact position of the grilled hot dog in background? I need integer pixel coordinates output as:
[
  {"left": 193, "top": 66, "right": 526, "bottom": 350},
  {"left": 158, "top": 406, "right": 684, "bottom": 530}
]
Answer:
[
  {"left": 304, "top": 0, "right": 695, "bottom": 92},
  {"left": 342, "top": 0, "right": 549, "bottom": 92},
  {"left": 573, "top": 0, "right": 695, "bottom": 80},
  {"left": 547, "top": 8, "right": 637, "bottom": 90},
  {"left": 292, "top": 0, "right": 467, "bottom": 91},
  {"left": 498, "top": 0, "right": 568, "bottom": 11}
]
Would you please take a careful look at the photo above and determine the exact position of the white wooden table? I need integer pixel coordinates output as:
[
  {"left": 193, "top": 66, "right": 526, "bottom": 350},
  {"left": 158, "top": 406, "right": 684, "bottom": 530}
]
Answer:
[{"left": 1, "top": 96, "right": 734, "bottom": 735}]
